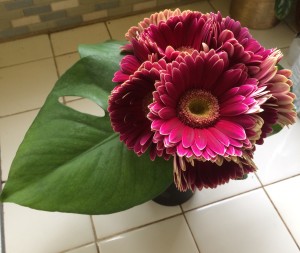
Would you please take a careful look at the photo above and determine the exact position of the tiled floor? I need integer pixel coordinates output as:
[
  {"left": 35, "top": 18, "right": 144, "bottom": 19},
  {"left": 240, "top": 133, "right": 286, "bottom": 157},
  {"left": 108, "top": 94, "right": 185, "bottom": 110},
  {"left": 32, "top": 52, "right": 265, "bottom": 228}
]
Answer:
[{"left": 1, "top": 1, "right": 300, "bottom": 253}]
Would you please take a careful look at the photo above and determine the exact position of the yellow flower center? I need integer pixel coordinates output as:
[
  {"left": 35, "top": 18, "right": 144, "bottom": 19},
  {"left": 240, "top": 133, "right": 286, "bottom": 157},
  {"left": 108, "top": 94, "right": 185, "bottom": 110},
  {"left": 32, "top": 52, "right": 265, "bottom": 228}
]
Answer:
[
  {"left": 177, "top": 46, "right": 195, "bottom": 55},
  {"left": 177, "top": 89, "right": 220, "bottom": 128}
]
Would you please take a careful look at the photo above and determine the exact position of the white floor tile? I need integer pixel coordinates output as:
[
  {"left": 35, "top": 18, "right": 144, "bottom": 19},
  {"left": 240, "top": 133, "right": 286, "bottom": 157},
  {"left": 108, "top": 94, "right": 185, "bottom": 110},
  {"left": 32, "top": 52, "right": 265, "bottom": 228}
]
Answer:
[
  {"left": 64, "top": 243, "right": 98, "bottom": 253},
  {"left": 266, "top": 175, "right": 300, "bottom": 246},
  {"left": 0, "top": 110, "right": 39, "bottom": 181},
  {"left": 0, "top": 35, "right": 52, "bottom": 68},
  {"left": 250, "top": 22, "right": 295, "bottom": 49},
  {"left": 176, "top": 1, "right": 214, "bottom": 12},
  {"left": 182, "top": 174, "right": 261, "bottom": 211},
  {"left": 209, "top": 0, "right": 231, "bottom": 16},
  {"left": 93, "top": 201, "right": 181, "bottom": 239},
  {"left": 185, "top": 189, "right": 299, "bottom": 253},
  {"left": 98, "top": 215, "right": 199, "bottom": 253},
  {"left": 106, "top": 12, "right": 153, "bottom": 41},
  {"left": 254, "top": 119, "right": 300, "bottom": 185},
  {"left": 50, "top": 23, "right": 110, "bottom": 56},
  {"left": 3, "top": 203, "right": 94, "bottom": 253},
  {"left": 65, "top": 98, "right": 105, "bottom": 117},
  {"left": 0, "top": 58, "right": 57, "bottom": 117},
  {"left": 55, "top": 52, "right": 80, "bottom": 77}
]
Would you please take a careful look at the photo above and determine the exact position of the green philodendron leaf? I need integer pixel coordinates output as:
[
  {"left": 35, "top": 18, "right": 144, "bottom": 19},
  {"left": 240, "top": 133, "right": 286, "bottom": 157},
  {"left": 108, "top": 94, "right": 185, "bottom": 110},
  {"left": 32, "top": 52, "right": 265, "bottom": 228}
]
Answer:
[
  {"left": 270, "top": 124, "right": 283, "bottom": 136},
  {"left": 275, "top": 0, "right": 293, "bottom": 20},
  {"left": 0, "top": 41, "right": 173, "bottom": 214}
]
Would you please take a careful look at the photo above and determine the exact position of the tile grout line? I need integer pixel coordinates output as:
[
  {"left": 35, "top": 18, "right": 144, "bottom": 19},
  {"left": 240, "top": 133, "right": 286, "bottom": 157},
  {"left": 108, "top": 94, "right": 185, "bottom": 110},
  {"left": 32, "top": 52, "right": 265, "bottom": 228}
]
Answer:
[
  {"left": 0, "top": 56, "right": 53, "bottom": 70},
  {"left": 58, "top": 241, "right": 98, "bottom": 253},
  {"left": 207, "top": 0, "right": 218, "bottom": 12},
  {"left": 263, "top": 186, "right": 300, "bottom": 250},
  {"left": 104, "top": 22, "right": 113, "bottom": 40},
  {"left": 89, "top": 216, "right": 100, "bottom": 253},
  {"left": 47, "top": 33, "right": 69, "bottom": 105},
  {"left": 256, "top": 175, "right": 300, "bottom": 250},
  {"left": 182, "top": 186, "right": 262, "bottom": 214},
  {"left": 95, "top": 212, "right": 183, "bottom": 242},
  {"left": 56, "top": 216, "right": 100, "bottom": 253},
  {"left": 283, "top": 19, "right": 298, "bottom": 34},
  {"left": 47, "top": 33, "right": 62, "bottom": 83},
  {"left": 0, "top": 149, "right": 6, "bottom": 253},
  {"left": 257, "top": 173, "right": 300, "bottom": 188},
  {"left": 0, "top": 107, "right": 41, "bottom": 119},
  {"left": 181, "top": 205, "right": 202, "bottom": 253}
]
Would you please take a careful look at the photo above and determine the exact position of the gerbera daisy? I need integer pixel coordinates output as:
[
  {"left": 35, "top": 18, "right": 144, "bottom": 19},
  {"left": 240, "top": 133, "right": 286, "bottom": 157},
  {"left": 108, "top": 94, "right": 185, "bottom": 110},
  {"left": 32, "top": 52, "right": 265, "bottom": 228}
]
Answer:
[
  {"left": 148, "top": 49, "right": 295, "bottom": 191},
  {"left": 108, "top": 60, "right": 169, "bottom": 160},
  {"left": 114, "top": 10, "right": 274, "bottom": 83}
]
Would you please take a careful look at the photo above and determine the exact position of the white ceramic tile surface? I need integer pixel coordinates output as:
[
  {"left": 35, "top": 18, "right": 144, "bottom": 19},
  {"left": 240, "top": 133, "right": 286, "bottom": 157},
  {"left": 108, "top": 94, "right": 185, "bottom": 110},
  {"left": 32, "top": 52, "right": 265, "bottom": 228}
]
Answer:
[
  {"left": 209, "top": 0, "right": 231, "bottom": 16},
  {"left": 0, "top": 35, "right": 52, "bottom": 68},
  {"left": 250, "top": 22, "right": 296, "bottom": 49},
  {"left": 93, "top": 201, "right": 181, "bottom": 239},
  {"left": 178, "top": 1, "right": 214, "bottom": 12},
  {"left": 106, "top": 12, "right": 153, "bottom": 41},
  {"left": 254, "top": 119, "right": 300, "bottom": 185},
  {"left": 182, "top": 173, "right": 261, "bottom": 211},
  {"left": 266, "top": 175, "right": 300, "bottom": 246},
  {"left": 0, "top": 58, "right": 57, "bottom": 117},
  {"left": 50, "top": 23, "right": 110, "bottom": 56},
  {"left": 4, "top": 203, "right": 94, "bottom": 253},
  {"left": 55, "top": 52, "right": 80, "bottom": 76},
  {"left": 99, "top": 215, "right": 199, "bottom": 253},
  {"left": 185, "top": 189, "right": 299, "bottom": 253},
  {"left": 0, "top": 110, "right": 39, "bottom": 181},
  {"left": 64, "top": 243, "right": 98, "bottom": 253},
  {"left": 65, "top": 98, "right": 105, "bottom": 117}
]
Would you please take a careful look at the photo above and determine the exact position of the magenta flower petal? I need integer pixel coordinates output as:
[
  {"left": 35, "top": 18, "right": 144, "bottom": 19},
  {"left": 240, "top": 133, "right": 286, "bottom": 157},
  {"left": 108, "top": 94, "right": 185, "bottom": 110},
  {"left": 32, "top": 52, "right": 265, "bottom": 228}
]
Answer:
[
  {"left": 159, "top": 118, "right": 181, "bottom": 135},
  {"left": 219, "top": 102, "right": 249, "bottom": 116},
  {"left": 108, "top": 60, "right": 168, "bottom": 159},
  {"left": 174, "top": 155, "right": 257, "bottom": 191},
  {"left": 158, "top": 107, "right": 176, "bottom": 119},
  {"left": 169, "top": 123, "right": 185, "bottom": 143},
  {"left": 195, "top": 129, "right": 207, "bottom": 150},
  {"left": 182, "top": 126, "right": 195, "bottom": 148},
  {"left": 204, "top": 128, "right": 226, "bottom": 155},
  {"left": 215, "top": 120, "right": 246, "bottom": 140}
]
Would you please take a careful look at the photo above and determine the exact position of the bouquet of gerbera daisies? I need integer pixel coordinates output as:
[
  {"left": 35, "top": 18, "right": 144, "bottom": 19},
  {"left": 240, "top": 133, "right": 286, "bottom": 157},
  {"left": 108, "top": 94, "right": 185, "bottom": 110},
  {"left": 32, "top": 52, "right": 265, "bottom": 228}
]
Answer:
[{"left": 1, "top": 9, "right": 296, "bottom": 214}]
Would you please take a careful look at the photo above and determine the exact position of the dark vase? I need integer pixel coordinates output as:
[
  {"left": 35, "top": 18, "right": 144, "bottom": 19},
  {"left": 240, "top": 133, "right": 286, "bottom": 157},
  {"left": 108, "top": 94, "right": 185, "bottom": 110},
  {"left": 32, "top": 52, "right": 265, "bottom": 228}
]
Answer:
[{"left": 152, "top": 183, "right": 194, "bottom": 206}]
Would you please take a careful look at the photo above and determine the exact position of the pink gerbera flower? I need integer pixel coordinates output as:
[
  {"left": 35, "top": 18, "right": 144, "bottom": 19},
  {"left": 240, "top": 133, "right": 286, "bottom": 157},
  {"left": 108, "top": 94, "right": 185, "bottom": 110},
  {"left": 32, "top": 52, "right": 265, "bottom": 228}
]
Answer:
[
  {"left": 114, "top": 10, "right": 273, "bottom": 84},
  {"left": 148, "top": 49, "right": 295, "bottom": 191},
  {"left": 110, "top": 9, "right": 296, "bottom": 191},
  {"left": 108, "top": 60, "right": 169, "bottom": 160},
  {"left": 173, "top": 154, "right": 257, "bottom": 191}
]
